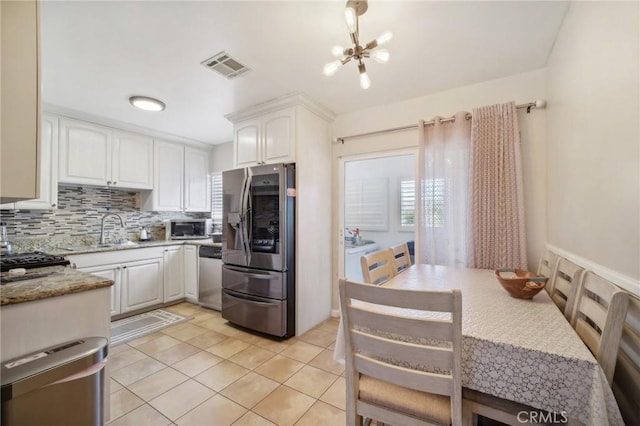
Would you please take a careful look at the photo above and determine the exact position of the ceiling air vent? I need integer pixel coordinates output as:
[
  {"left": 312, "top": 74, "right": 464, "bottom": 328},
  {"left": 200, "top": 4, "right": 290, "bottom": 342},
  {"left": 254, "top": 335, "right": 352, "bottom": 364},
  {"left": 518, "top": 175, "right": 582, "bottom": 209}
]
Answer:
[{"left": 201, "top": 51, "right": 250, "bottom": 79}]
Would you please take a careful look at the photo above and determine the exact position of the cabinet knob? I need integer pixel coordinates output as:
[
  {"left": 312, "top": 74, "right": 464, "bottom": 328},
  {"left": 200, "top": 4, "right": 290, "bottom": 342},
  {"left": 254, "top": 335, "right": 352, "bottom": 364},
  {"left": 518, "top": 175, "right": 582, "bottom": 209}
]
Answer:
[
  {"left": 123, "top": 265, "right": 127, "bottom": 269},
  {"left": 113, "top": 181, "right": 117, "bottom": 185},
  {"left": 51, "top": 203, "right": 57, "bottom": 207},
  {"left": 107, "top": 181, "right": 112, "bottom": 185}
]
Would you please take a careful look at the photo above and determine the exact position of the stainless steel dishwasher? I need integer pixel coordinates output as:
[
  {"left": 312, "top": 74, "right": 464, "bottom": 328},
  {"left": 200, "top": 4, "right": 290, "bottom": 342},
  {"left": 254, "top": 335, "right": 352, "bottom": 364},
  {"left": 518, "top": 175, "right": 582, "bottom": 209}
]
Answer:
[
  {"left": 1, "top": 337, "right": 108, "bottom": 426},
  {"left": 199, "top": 245, "right": 222, "bottom": 311}
]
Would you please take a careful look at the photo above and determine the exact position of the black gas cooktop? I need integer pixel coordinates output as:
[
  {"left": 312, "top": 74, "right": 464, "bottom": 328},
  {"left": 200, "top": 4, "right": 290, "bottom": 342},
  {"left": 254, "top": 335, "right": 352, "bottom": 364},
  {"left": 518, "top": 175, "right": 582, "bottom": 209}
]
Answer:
[{"left": 0, "top": 252, "right": 70, "bottom": 272}]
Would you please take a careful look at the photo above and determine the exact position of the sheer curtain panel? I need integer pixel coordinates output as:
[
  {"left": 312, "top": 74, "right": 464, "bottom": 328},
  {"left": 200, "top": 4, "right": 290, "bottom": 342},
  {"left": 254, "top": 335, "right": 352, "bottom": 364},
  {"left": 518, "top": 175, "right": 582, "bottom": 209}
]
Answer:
[
  {"left": 416, "top": 112, "right": 471, "bottom": 266},
  {"left": 468, "top": 101, "right": 527, "bottom": 269}
]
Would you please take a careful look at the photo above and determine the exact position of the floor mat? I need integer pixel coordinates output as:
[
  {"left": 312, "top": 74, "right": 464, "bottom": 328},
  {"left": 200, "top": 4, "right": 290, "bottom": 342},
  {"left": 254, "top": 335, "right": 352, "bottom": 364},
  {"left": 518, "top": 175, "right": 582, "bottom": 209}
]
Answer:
[{"left": 111, "top": 309, "right": 190, "bottom": 346}]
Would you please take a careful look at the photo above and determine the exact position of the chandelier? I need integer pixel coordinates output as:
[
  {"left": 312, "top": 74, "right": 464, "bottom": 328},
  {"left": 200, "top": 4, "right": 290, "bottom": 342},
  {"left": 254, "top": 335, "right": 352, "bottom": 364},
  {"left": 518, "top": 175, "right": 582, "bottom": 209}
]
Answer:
[{"left": 323, "top": 0, "right": 392, "bottom": 89}]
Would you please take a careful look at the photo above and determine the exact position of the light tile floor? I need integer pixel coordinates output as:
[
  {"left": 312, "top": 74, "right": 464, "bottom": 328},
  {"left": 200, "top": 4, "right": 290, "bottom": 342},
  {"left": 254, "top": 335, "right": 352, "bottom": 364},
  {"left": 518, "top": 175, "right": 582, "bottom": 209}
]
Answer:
[{"left": 107, "top": 302, "right": 345, "bottom": 426}]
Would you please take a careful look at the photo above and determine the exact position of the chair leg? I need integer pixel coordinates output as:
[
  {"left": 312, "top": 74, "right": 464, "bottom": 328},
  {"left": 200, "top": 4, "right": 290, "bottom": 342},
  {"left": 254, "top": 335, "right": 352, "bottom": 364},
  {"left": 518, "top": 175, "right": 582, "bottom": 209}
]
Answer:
[{"left": 462, "top": 399, "right": 475, "bottom": 426}]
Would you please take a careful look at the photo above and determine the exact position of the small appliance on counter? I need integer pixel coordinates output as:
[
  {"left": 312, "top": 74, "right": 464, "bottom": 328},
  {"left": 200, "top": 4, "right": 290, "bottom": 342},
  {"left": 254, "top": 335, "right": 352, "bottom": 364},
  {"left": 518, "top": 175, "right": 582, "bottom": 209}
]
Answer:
[
  {"left": 139, "top": 227, "right": 150, "bottom": 241},
  {"left": 1, "top": 222, "right": 13, "bottom": 255},
  {"left": 165, "top": 219, "right": 212, "bottom": 240}
]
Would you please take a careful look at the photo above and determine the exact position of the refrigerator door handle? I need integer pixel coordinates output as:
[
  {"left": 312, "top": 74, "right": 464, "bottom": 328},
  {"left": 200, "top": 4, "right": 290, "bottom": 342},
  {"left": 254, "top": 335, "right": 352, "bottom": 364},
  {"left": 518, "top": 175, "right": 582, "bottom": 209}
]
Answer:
[
  {"left": 242, "top": 168, "right": 253, "bottom": 264},
  {"left": 223, "top": 290, "right": 280, "bottom": 307},
  {"left": 224, "top": 265, "right": 277, "bottom": 280}
]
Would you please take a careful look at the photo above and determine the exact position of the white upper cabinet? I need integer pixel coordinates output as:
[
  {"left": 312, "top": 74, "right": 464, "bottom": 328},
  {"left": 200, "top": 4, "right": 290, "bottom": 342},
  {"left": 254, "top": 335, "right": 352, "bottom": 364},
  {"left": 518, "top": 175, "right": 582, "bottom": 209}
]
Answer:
[
  {"left": 59, "top": 118, "right": 112, "bottom": 186},
  {"left": 141, "top": 142, "right": 210, "bottom": 212},
  {"left": 235, "top": 118, "right": 261, "bottom": 167},
  {"left": 263, "top": 109, "right": 295, "bottom": 164},
  {"left": 0, "top": 0, "right": 39, "bottom": 203},
  {"left": 150, "top": 140, "right": 184, "bottom": 211},
  {"left": 112, "top": 131, "right": 154, "bottom": 189},
  {"left": 2, "top": 114, "right": 59, "bottom": 210},
  {"left": 184, "top": 147, "right": 211, "bottom": 212},
  {"left": 58, "top": 118, "right": 153, "bottom": 190},
  {"left": 233, "top": 108, "right": 295, "bottom": 167}
]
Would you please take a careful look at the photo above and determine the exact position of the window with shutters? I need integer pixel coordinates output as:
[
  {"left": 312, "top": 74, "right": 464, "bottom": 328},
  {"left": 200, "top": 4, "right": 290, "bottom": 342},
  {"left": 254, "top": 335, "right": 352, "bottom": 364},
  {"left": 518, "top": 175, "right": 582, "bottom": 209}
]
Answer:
[
  {"left": 345, "top": 177, "right": 388, "bottom": 231},
  {"left": 400, "top": 178, "right": 445, "bottom": 228},
  {"left": 211, "top": 173, "right": 223, "bottom": 228}
]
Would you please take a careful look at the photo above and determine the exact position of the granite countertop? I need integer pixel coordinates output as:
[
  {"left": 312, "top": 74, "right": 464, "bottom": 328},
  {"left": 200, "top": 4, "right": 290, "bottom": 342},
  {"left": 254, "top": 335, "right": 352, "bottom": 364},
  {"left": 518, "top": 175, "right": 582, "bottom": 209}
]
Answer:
[
  {"left": 48, "top": 239, "right": 221, "bottom": 256},
  {"left": 1, "top": 266, "right": 114, "bottom": 306}
]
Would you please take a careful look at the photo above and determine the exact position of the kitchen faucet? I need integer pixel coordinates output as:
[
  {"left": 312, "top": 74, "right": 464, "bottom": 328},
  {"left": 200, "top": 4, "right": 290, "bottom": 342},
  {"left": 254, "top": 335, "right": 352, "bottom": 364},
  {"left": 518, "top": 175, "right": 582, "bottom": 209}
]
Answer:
[{"left": 99, "top": 213, "right": 125, "bottom": 245}]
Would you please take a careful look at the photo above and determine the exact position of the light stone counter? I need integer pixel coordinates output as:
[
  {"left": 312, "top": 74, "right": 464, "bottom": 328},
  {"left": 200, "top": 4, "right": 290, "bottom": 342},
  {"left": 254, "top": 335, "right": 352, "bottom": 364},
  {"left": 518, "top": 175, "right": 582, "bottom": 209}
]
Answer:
[
  {"left": 45, "top": 239, "right": 221, "bottom": 256},
  {"left": 0, "top": 266, "right": 113, "bottom": 306}
]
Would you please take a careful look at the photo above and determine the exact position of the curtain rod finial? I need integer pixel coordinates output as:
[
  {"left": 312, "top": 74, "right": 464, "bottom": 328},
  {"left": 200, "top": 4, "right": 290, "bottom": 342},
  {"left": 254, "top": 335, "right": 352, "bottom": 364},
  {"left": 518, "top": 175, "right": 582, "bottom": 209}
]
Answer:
[{"left": 535, "top": 99, "right": 547, "bottom": 109}]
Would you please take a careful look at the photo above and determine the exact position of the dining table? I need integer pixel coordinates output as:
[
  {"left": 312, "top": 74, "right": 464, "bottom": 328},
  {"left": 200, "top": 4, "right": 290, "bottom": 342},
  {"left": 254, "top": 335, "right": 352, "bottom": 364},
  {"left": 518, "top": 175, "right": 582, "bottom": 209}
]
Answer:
[{"left": 333, "top": 264, "right": 624, "bottom": 425}]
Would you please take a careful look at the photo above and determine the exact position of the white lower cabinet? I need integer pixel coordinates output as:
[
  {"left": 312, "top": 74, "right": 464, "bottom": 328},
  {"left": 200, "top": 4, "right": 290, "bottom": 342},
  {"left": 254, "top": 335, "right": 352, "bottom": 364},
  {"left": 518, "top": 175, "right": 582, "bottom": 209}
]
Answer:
[
  {"left": 163, "top": 246, "right": 184, "bottom": 303},
  {"left": 183, "top": 245, "right": 198, "bottom": 302},
  {"left": 121, "top": 258, "right": 164, "bottom": 313},
  {"left": 69, "top": 247, "right": 166, "bottom": 318},
  {"left": 79, "top": 263, "right": 121, "bottom": 316}
]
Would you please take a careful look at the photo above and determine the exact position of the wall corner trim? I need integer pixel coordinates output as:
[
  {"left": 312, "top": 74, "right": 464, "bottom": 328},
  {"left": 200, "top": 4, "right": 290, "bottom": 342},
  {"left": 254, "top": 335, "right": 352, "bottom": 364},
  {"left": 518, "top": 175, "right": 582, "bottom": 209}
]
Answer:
[{"left": 546, "top": 244, "right": 640, "bottom": 297}]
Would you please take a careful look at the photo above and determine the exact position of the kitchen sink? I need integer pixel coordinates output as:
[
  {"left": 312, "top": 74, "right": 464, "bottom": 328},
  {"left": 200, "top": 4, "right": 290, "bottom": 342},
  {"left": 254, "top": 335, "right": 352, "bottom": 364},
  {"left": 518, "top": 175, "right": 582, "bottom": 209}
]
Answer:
[
  {"left": 344, "top": 239, "right": 375, "bottom": 248},
  {"left": 59, "top": 241, "right": 138, "bottom": 251}
]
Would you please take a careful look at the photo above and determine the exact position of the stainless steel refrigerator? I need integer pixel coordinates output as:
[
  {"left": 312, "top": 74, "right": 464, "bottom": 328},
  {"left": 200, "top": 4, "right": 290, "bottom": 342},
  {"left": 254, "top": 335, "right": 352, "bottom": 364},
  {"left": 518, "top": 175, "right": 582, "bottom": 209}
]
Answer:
[{"left": 221, "top": 163, "right": 295, "bottom": 338}]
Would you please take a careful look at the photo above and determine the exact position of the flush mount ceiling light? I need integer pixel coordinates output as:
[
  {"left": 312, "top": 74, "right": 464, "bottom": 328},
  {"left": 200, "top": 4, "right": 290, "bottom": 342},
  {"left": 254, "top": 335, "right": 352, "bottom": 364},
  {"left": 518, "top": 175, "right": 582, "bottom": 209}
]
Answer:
[
  {"left": 323, "top": 0, "right": 392, "bottom": 89},
  {"left": 129, "top": 96, "right": 166, "bottom": 112}
]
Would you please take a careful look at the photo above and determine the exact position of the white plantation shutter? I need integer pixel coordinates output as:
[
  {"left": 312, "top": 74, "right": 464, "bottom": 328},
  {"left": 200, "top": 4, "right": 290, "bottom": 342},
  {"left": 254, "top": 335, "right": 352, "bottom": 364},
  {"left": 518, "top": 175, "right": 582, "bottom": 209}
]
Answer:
[
  {"left": 400, "top": 179, "right": 415, "bottom": 227},
  {"left": 211, "top": 173, "right": 223, "bottom": 224},
  {"left": 345, "top": 177, "right": 388, "bottom": 231},
  {"left": 400, "top": 178, "right": 445, "bottom": 228}
]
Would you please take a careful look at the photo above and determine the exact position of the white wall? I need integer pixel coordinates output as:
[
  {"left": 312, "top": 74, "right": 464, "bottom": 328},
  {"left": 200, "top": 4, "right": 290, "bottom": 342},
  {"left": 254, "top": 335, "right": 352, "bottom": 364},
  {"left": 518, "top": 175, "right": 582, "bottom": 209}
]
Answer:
[
  {"left": 331, "top": 69, "right": 549, "bottom": 312},
  {"left": 210, "top": 141, "right": 233, "bottom": 173},
  {"left": 546, "top": 2, "right": 640, "bottom": 291}
]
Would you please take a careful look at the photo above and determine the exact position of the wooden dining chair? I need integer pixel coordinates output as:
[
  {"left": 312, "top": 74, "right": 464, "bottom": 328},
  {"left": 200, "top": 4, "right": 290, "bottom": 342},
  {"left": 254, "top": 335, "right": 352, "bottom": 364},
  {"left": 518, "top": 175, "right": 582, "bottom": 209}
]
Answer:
[
  {"left": 571, "top": 271, "right": 629, "bottom": 385},
  {"left": 549, "top": 257, "right": 584, "bottom": 320},
  {"left": 612, "top": 293, "right": 640, "bottom": 424},
  {"left": 536, "top": 249, "right": 559, "bottom": 294},
  {"left": 339, "top": 278, "right": 462, "bottom": 426},
  {"left": 388, "top": 242, "right": 412, "bottom": 276},
  {"left": 360, "top": 250, "right": 395, "bottom": 285}
]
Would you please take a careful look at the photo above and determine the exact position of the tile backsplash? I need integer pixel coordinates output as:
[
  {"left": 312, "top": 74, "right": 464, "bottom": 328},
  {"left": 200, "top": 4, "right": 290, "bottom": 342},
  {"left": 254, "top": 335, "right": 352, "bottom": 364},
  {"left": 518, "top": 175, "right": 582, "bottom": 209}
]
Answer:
[{"left": 0, "top": 185, "right": 209, "bottom": 251}]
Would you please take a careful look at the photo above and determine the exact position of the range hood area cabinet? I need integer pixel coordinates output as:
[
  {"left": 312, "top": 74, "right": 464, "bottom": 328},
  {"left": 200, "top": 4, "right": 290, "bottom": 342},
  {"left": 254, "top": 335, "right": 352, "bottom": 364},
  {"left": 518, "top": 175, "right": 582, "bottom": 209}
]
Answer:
[
  {"left": 140, "top": 141, "right": 211, "bottom": 212},
  {"left": 1, "top": 114, "right": 59, "bottom": 210},
  {"left": 0, "top": 0, "right": 40, "bottom": 203},
  {"left": 58, "top": 118, "right": 154, "bottom": 190}
]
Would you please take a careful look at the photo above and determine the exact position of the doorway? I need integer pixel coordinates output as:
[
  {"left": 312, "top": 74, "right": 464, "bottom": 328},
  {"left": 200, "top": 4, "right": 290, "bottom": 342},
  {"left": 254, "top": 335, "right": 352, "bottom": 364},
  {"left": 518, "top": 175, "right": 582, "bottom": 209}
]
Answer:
[{"left": 339, "top": 150, "right": 416, "bottom": 282}]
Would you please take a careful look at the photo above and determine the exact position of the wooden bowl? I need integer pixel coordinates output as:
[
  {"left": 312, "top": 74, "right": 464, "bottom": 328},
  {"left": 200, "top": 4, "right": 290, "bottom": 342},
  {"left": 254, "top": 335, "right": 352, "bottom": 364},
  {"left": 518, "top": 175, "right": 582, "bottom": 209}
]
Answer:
[{"left": 495, "top": 269, "right": 548, "bottom": 300}]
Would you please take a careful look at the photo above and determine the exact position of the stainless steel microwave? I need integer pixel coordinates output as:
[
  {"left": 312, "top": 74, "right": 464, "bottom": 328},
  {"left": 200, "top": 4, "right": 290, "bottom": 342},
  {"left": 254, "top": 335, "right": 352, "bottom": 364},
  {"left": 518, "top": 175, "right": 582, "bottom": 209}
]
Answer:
[{"left": 165, "top": 219, "right": 212, "bottom": 240}]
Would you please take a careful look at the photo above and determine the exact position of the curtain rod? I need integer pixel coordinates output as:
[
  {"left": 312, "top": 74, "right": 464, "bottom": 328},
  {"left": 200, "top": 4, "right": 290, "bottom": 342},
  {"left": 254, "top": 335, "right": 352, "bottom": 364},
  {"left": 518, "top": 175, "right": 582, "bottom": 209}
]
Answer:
[{"left": 335, "top": 100, "right": 546, "bottom": 144}]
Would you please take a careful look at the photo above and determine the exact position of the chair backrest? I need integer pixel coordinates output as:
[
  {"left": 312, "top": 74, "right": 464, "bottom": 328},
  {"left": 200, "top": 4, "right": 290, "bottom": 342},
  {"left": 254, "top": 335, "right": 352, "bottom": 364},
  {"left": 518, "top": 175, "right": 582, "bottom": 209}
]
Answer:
[
  {"left": 388, "top": 243, "right": 412, "bottom": 276},
  {"left": 613, "top": 293, "right": 640, "bottom": 424},
  {"left": 572, "top": 271, "right": 629, "bottom": 385},
  {"left": 360, "top": 249, "right": 395, "bottom": 285},
  {"left": 549, "top": 257, "right": 584, "bottom": 320},
  {"left": 537, "top": 249, "right": 559, "bottom": 294},
  {"left": 339, "top": 278, "right": 462, "bottom": 426}
]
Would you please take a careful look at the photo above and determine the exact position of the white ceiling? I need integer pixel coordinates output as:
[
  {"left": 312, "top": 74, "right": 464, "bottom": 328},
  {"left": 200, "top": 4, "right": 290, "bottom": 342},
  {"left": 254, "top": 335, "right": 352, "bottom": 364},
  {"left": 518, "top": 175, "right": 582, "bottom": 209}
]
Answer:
[{"left": 41, "top": 1, "right": 568, "bottom": 145}]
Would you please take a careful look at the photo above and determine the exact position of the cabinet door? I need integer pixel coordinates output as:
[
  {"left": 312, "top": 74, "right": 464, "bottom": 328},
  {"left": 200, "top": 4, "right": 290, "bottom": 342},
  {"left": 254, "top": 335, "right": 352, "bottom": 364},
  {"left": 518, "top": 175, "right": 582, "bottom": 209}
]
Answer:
[
  {"left": 234, "top": 118, "right": 261, "bottom": 167},
  {"left": 79, "top": 263, "right": 121, "bottom": 316},
  {"left": 15, "top": 114, "right": 59, "bottom": 210},
  {"left": 152, "top": 141, "right": 184, "bottom": 211},
  {"left": 59, "top": 118, "right": 112, "bottom": 186},
  {"left": 262, "top": 108, "right": 295, "bottom": 164},
  {"left": 183, "top": 245, "right": 198, "bottom": 302},
  {"left": 184, "top": 147, "right": 210, "bottom": 212},
  {"left": 121, "top": 257, "right": 164, "bottom": 313},
  {"left": 0, "top": 0, "right": 39, "bottom": 203},
  {"left": 112, "top": 131, "right": 153, "bottom": 190},
  {"left": 163, "top": 246, "right": 184, "bottom": 302}
]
